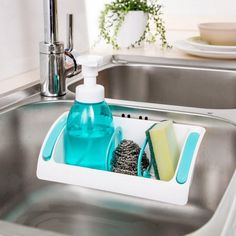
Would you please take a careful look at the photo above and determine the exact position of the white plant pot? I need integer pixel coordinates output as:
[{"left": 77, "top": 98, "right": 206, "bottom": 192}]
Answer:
[{"left": 116, "top": 11, "right": 148, "bottom": 48}]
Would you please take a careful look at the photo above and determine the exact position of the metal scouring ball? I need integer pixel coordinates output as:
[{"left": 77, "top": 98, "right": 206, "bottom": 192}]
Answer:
[{"left": 112, "top": 139, "right": 149, "bottom": 176}]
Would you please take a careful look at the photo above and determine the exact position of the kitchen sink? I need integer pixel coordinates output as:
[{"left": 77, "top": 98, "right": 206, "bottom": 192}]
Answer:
[
  {"left": 68, "top": 63, "right": 236, "bottom": 109},
  {"left": 0, "top": 100, "right": 235, "bottom": 236}
]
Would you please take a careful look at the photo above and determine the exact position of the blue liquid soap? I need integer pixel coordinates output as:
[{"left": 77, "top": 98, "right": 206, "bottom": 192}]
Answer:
[{"left": 64, "top": 100, "right": 114, "bottom": 170}]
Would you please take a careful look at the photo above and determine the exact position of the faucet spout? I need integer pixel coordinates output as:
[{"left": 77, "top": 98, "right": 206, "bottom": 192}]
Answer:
[
  {"left": 40, "top": 0, "right": 79, "bottom": 97},
  {"left": 43, "top": 0, "right": 59, "bottom": 44}
]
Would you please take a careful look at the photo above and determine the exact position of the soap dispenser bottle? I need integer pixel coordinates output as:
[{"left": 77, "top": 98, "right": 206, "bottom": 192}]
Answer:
[{"left": 64, "top": 55, "right": 114, "bottom": 171}]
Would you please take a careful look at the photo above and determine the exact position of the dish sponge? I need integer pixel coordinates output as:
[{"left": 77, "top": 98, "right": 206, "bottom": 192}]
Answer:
[{"left": 146, "top": 121, "right": 180, "bottom": 181}]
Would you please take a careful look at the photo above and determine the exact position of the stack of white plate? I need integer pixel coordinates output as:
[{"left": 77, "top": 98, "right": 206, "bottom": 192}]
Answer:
[{"left": 175, "top": 36, "right": 236, "bottom": 59}]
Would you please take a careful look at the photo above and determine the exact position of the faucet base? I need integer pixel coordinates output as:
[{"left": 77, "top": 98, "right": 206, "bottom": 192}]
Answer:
[{"left": 40, "top": 42, "right": 66, "bottom": 97}]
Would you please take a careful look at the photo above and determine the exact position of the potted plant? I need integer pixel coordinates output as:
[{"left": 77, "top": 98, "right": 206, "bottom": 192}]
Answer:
[{"left": 99, "top": 0, "right": 168, "bottom": 49}]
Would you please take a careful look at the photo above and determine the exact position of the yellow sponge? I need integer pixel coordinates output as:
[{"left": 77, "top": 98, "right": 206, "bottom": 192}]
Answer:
[{"left": 146, "top": 121, "right": 180, "bottom": 181}]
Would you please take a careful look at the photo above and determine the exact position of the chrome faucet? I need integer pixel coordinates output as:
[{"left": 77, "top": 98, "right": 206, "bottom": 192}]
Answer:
[{"left": 40, "top": 0, "right": 79, "bottom": 97}]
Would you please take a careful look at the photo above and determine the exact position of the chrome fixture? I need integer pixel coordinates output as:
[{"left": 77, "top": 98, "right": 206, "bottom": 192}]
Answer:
[{"left": 40, "top": 0, "right": 79, "bottom": 97}]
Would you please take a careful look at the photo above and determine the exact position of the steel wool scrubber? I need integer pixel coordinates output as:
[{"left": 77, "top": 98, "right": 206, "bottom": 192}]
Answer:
[{"left": 112, "top": 139, "right": 149, "bottom": 176}]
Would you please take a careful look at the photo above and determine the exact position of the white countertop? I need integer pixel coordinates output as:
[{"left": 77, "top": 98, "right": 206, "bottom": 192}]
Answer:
[{"left": 0, "top": 69, "right": 39, "bottom": 96}]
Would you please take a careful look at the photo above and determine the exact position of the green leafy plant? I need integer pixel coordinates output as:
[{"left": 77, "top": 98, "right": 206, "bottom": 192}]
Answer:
[{"left": 99, "top": 0, "right": 169, "bottom": 49}]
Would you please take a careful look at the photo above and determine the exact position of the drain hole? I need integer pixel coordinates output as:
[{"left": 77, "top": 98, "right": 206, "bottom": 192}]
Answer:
[
  {"left": 127, "top": 114, "right": 131, "bottom": 118},
  {"left": 144, "top": 116, "right": 148, "bottom": 120},
  {"left": 139, "top": 116, "right": 142, "bottom": 120},
  {"left": 121, "top": 114, "right": 125, "bottom": 118}
]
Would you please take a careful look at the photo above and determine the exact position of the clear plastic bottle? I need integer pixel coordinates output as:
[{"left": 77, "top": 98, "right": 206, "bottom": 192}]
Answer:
[
  {"left": 64, "top": 100, "right": 114, "bottom": 170},
  {"left": 63, "top": 55, "right": 115, "bottom": 171}
]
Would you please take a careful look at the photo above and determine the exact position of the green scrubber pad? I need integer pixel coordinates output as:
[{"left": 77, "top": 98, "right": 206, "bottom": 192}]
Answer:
[{"left": 146, "top": 121, "right": 180, "bottom": 181}]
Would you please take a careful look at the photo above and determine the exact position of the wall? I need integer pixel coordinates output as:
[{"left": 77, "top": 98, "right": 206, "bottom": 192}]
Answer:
[
  {"left": 85, "top": 0, "right": 236, "bottom": 46},
  {"left": 0, "top": 0, "right": 89, "bottom": 81}
]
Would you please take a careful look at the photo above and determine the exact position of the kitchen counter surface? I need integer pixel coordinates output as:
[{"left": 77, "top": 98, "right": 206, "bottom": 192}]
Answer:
[{"left": 0, "top": 69, "right": 39, "bottom": 97}]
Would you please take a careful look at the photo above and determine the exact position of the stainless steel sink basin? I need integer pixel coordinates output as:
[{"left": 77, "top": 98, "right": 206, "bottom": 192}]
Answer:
[
  {"left": 0, "top": 100, "right": 235, "bottom": 236},
  {"left": 68, "top": 63, "right": 236, "bottom": 109}
]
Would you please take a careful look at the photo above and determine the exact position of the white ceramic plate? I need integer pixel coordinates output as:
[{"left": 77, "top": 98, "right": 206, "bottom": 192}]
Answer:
[
  {"left": 186, "top": 36, "right": 236, "bottom": 52},
  {"left": 175, "top": 40, "right": 236, "bottom": 59}
]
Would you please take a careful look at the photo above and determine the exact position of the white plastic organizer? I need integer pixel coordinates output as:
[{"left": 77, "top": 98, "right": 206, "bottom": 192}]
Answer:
[{"left": 37, "top": 112, "right": 205, "bottom": 205}]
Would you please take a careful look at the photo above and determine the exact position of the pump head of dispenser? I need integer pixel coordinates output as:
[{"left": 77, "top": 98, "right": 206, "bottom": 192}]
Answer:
[{"left": 75, "top": 55, "right": 105, "bottom": 104}]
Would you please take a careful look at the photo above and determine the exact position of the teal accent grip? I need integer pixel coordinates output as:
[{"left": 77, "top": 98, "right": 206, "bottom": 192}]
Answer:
[
  {"left": 106, "top": 127, "right": 123, "bottom": 171},
  {"left": 42, "top": 114, "right": 67, "bottom": 161},
  {"left": 176, "top": 132, "right": 200, "bottom": 184},
  {"left": 138, "top": 137, "right": 155, "bottom": 178},
  {"left": 137, "top": 138, "right": 147, "bottom": 177}
]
